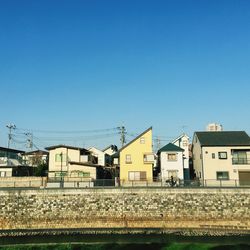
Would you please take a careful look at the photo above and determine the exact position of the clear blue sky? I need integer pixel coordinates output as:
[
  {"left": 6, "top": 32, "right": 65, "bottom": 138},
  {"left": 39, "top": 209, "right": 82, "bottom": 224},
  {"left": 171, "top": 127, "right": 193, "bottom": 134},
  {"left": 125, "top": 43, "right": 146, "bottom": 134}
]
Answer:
[{"left": 0, "top": 0, "right": 250, "bottom": 150}]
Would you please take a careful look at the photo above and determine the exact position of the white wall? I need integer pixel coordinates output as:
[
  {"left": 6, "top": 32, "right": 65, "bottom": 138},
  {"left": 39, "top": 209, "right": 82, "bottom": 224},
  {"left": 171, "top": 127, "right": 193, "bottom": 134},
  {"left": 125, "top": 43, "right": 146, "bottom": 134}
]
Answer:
[{"left": 172, "top": 135, "right": 189, "bottom": 169}]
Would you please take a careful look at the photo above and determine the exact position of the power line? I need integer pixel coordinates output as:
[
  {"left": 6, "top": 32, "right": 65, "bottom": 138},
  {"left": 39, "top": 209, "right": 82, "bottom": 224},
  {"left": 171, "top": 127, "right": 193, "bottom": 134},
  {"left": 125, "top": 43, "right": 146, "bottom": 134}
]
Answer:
[{"left": 16, "top": 127, "right": 119, "bottom": 134}]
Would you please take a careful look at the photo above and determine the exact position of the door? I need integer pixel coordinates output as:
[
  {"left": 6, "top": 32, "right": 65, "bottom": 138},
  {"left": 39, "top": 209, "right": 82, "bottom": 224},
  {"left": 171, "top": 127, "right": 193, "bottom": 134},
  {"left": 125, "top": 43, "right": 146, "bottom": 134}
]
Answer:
[{"left": 239, "top": 171, "right": 250, "bottom": 186}]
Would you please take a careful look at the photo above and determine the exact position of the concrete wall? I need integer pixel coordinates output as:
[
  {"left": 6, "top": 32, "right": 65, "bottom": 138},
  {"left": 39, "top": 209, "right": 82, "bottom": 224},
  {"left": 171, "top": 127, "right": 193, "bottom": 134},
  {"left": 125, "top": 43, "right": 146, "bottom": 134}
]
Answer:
[{"left": 0, "top": 188, "right": 249, "bottom": 234}]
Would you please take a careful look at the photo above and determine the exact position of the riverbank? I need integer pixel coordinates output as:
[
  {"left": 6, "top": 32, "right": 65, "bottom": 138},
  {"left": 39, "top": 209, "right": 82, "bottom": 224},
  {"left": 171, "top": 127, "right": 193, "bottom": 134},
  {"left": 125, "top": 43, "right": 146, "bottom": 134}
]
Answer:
[{"left": 0, "top": 228, "right": 250, "bottom": 238}]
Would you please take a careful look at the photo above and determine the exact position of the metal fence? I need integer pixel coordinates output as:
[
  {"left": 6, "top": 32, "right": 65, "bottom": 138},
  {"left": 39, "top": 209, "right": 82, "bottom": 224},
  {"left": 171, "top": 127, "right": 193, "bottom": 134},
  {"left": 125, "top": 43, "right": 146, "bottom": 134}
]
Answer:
[{"left": 0, "top": 177, "right": 249, "bottom": 189}]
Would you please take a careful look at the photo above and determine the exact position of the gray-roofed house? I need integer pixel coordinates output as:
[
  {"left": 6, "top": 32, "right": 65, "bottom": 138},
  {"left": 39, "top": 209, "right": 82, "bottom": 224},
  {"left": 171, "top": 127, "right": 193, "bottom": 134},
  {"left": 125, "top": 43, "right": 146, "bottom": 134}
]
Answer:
[
  {"left": 158, "top": 143, "right": 184, "bottom": 183},
  {"left": 192, "top": 131, "right": 250, "bottom": 186}
]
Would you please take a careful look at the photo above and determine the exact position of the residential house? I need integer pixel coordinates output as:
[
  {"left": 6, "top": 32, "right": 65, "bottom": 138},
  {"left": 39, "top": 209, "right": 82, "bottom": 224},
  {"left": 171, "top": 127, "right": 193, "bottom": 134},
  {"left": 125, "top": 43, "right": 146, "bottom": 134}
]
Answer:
[
  {"left": 0, "top": 146, "right": 35, "bottom": 177},
  {"left": 45, "top": 145, "right": 99, "bottom": 180},
  {"left": 192, "top": 131, "right": 250, "bottom": 186},
  {"left": 103, "top": 145, "right": 118, "bottom": 156},
  {"left": 22, "top": 150, "right": 48, "bottom": 167},
  {"left": 172, "top": 133, "right": 190, "bottom": 179},
  {"left": 158, "top": 143, "right": 184, "bottom": 183},
  {"left": 119, "top": 127, "right": 154, "bottom": 185},
  {"left": 88, "top": 147, "right": 106, "bottom": 166}
]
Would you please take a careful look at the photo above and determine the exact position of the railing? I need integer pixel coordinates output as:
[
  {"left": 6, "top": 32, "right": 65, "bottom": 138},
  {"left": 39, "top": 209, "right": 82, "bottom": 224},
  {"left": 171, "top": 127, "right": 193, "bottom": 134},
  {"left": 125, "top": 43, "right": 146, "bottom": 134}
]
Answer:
[
  {"left": 0, "top": 177, "right": 249, "bottom": 189},
  {"left": 232, "top": 158, "right": 250, "bottom": 165}
]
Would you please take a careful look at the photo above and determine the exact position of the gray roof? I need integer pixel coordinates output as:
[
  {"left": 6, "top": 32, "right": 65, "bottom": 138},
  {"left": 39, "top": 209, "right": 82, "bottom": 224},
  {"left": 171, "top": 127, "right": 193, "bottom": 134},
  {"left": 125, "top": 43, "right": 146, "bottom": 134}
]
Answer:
[
  {"left": 194, "top": 131, "right": 250, "bottom": 146},
  {"left": 45, "top": 144, "right": 88, "bottom": 152}
]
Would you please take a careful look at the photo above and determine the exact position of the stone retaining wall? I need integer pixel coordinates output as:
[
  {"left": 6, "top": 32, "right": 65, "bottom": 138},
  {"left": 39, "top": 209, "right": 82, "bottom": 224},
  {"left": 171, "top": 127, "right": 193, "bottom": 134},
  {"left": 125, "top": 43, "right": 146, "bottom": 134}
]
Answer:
[{"left": 0, "top": 188, "right": 249, "bottom": 234}]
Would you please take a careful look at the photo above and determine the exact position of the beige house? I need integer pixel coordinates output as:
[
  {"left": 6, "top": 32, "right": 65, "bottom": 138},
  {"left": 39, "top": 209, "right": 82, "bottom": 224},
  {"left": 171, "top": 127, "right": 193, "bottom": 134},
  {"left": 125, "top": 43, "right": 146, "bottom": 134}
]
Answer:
[
  {"left": 192, "top": 131, "right": 250, "bottom": 186},
  {"left": 45, "top": 145, "right": 98, "bottom": 180},
  {"left": 119, "top": 127, "right": 154, "bottom": 185}
]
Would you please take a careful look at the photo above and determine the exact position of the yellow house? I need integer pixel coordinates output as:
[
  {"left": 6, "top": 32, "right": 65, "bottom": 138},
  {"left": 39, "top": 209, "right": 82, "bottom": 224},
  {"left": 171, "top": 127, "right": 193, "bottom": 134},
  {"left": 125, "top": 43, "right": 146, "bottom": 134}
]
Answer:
[{"left": 119, "top": 127, "right": 154, "bottom": 185}]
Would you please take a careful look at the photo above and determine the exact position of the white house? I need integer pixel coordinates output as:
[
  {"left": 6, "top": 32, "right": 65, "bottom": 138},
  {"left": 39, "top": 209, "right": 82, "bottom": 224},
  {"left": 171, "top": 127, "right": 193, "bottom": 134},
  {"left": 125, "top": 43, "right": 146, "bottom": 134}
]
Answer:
[
  {"left": 192, "top": 131, "right": 250, "bottom": 186},
  {"left": 88, "top": 147, "right": 107, "bottom": 166},
  {"left": 158, "top": 143, "right": 184, "bottom": 182},
  {"left": 103, "top": 145, "right": 118, "bottom": 156},
  {"left": 172, "top": 133, "right": 190, "bottom": 180}
]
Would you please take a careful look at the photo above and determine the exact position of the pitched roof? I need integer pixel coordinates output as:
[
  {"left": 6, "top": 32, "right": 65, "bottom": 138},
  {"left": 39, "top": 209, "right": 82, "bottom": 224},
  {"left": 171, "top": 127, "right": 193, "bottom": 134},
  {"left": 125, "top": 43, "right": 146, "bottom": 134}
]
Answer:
[
  {"left": 0, "top": 147, "right": 25, "bottom": 154},
  {"left": 23, "top": 150, "right": 48, "bottom": 155},
  {"left": 194, "top": 131, "right": 250, "bottom": 146},
  {"left": 119, "top": 127, "right": 152, "bottom": 152},
  {"left": 45, "top": 144, "right": 88, "bottom": 152},
  {"left": 158, "top": 143, "right": 184, "bottom": 153},
  {"left": 172, "top": 133, "right": 189, "bottom": 144}
]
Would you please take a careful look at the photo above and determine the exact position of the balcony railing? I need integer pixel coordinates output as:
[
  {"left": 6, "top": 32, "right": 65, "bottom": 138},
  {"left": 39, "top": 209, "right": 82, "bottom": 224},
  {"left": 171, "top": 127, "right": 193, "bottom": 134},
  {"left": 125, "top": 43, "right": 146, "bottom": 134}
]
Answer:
[{"left": 232, "top": 158, "right": 250, "bottom": 165}]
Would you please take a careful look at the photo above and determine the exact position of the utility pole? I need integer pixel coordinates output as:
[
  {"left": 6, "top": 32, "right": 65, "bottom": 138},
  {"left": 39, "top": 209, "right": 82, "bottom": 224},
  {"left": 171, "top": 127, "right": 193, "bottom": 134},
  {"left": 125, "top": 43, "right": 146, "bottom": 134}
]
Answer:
[
  {"left": 25, "top": 132, "right": 33, "bottom": 150},
  {"left": 6, "top": 124, "right": 16, "bottom": 164},
  {"left": 155, "top": 137, "right": 161, "bottom": 152},
  {"left": 60, "top": 152, "right": 63, "bottom": 188},
  {"left": 118, "top": 126, "right": 126, "bottom": 147}
]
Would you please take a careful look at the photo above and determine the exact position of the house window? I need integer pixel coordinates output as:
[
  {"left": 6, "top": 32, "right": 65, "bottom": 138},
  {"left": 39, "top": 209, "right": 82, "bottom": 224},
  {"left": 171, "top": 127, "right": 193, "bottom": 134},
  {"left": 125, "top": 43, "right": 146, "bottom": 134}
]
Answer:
[
  {"left": 182, "top": 140, "right": 188, "bottom": 147},
  {"left": 128, "top": 171, "right": 147, "bottom": 181},
  {"left": 0, "top": 171, "right": 6, "bottom": 177},
  {"left": 218, "top": 152, "right": 227, "bottom": 159},
  {"left": 140, "top": 137, "right": 145, "bottom": 144},
  {"left": 216, "top": 171, "right": 229, "bottom": 180},
  {"left": 212, "top": 153, "right": 215, "bottom": 159},
  {"left": 55, "top": 153, "right": 67, "bottom": 162},
  {"left": 78, "top": 172, "right": 90, "bottom": 177},
  {"left": 168, "top": 153, "right": 177, "bottom": 161},
  {"left": 55, "top": 172, "right": 67, "bottom": 177},
  {"left": 143, "top": 153, "right": 154, "bottom": 163},
  {"left": 125, "top": 154, "right": 132, "bottom": 163},
  {"left": 232, "top": 151, "right": 248, "bottom": 164}
]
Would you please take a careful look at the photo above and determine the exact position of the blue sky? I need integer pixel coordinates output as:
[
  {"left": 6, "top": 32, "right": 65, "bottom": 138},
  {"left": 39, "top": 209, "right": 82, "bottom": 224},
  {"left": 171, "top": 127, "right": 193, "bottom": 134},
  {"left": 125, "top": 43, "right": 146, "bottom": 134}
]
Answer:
[{"left": 0, "top": 0, "right": 250, "bottom": 150}]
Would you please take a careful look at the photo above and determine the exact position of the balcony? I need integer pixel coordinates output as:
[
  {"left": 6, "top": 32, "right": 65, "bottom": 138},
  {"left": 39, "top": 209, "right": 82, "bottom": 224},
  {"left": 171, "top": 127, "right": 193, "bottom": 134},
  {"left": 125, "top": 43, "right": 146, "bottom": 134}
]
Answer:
[{"left": 232, "top": 158, "right": 250, "bottom": 165}]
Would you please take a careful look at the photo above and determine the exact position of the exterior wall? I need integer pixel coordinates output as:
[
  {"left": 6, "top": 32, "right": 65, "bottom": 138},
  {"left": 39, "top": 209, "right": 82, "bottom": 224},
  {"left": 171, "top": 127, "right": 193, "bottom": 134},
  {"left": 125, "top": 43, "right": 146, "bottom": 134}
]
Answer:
[
  {"left": 68, "top": 163, "right": 96, "bottom": 179},
  {"left": 160, "top": 151, "right": 184, "bottom": 180},
  {"left": 202, "top": 146, "right": 250, "bottom": 181},
  {"left": 120, "top": 129, "right": 153, "bottom": 183},
  {"left": 172, "top": 135, "right": 189, "bottom": 169},
  {"left": 0, "top": 188, "right": 249, "bottom": 234},
  {"left": 103, "top": 146, "right": 117, "bottom": 156},
  {"left": 0, "top": 168, "right": 12, "bottom": 177},
  {"left": 89, "top": 147, "right": 106, "bottom": 166},
  {"left": 192, "top": 136, "right": 203, "bottom": 179}
]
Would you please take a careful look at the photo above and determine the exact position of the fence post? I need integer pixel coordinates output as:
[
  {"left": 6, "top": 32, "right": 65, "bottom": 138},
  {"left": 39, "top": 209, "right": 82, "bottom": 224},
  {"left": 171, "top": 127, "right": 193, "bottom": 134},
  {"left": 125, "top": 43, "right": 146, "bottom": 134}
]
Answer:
[
  {"left": 235, "top": 179, "right": 237, "bottom": 187},
  {"left": 220, "top": 179, "right": 222, "bottom": 187}
]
